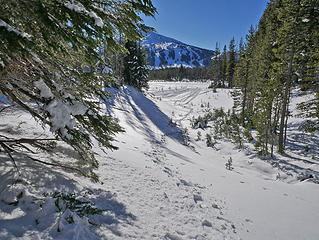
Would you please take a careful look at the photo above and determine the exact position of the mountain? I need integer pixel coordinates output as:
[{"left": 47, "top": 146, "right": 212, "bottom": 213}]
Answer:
[{"left": 142, "top": 32, "right": 214, "bottom": 69}]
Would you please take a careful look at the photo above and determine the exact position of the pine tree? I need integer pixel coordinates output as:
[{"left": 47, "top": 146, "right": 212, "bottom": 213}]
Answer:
[
  {"left": 211, "top": 42, "right": 221, "bottom": 87},
  {"left": 123, "top": 41, "right": 149, "bottom": 90},
  {"left": 226, "top": 37, "right": 236, "bottom": 88},
  {"left": 234, "top": 26, "right": 256, "bottom": 127},
  {"left": 238, "top": 37, "right": 245, "bottom": 57},
  {"left": 234, "top": 0, "right": 319, "bottom": 155},
  {"left": 295, "top": 0, "right": 319, "bottom": 132},
  {"left": 0, "top": 0, "right": 157, "bottom": 180},
  {"left": 221, "top": 45, "right": 227, "bottom": 88},
  {"left": 178, "top": 64, "right": 185, "bottom": 81},
  {"left": 275, "top": 0, "right": 311, "bottom": 153}
]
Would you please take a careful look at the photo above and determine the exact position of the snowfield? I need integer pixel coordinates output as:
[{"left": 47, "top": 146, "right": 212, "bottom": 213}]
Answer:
[{"left": 0, "top": 81, "right": 319, "bottom": 240}]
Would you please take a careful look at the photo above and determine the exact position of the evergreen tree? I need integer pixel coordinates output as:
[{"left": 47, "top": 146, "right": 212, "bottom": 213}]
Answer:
[
  {"left": 0, "top": 0, "right": 157, "bottom": 180},
  {"left": 234, "top": 0, "right": 319, "bottom": 156},
  {"left": 226, "top": 37, "right": 236, "bottom": 88},
  {"left": 178, "top": 64, "right": 185, "bottom": 81},
  {"left": 221, "top": 45, "right": 227, "bottom": 87},
  {"left": 275, "top": 0, "right": 312, "bottom": 153},
  {"left": 234, "top": 26, "right": 256, "bottom": 127},
  {"left": 238, "top": 37, "right": 245, "bottom": 57},
  {"left": 123, "top": 41, "right": 149, "bottom": 90},
  {"left": 211, "top": 42, "right": 221, "bottom": 86},
  {"left": 295, "top": 0, "right": 319, "bottom": 132}
]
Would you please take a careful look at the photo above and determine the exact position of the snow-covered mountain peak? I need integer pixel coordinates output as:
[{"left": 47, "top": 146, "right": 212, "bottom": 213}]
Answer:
[
  {"left": 142, "top": 31, "right": 183, "bottom": 45},
  {"left": 142, "top": 32, "right": 214, "bottom": 69}
]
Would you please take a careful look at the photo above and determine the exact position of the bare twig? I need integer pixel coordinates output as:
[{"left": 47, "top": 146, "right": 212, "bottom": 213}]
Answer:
[
  {"left": 0, "top": 138, "right": 57, "bottom": 144},
  {"left": 0, "top": 142, "right": 20, "bottom": 175},
  {"left": 18, "top": 143, "right": 37, "bottom": 154},
  {"left": 1, "top": 139, "right": 87, "bottom": 177},
  {"left": 27, "top": 155, "right": 86, "bottom": 176},
  {"left": 0, "top": 106, "right": 11, "bottom": 114}
]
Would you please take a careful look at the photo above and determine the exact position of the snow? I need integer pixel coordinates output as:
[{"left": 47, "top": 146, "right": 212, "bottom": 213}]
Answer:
[
  {"left": 1, "top": 82, "right": 319, "bottom": 240},
  {"left": 142, "top": 32, "right": 214, "bottom": 68},
  {"left": 102, "top": 66, "right": 113, "bottom": 74},
  {"left": 34, "top": 79, "right": 54, "bottom": 99},
  {"left": 142, "top": 31, "right": 183, "bottom": 45},
  {"left": 0, "top": 19, "right": 32, "bottom": 40},
  {"left": 45, "top": 99, "right": 88, "bottom": 139},
  {"left": 64, "top": 2, "right": 104, "bottom": 27},
  {"left": 31, "top": 53, "right": 43, "bottom": 65},
  {"left": 33, "top": 77, "right": 89, "bottom": 139}
]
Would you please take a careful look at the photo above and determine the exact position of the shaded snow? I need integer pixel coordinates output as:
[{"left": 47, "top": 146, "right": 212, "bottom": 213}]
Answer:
[{"left": 34, "top": 79, "right": 54, "bottom": 99}]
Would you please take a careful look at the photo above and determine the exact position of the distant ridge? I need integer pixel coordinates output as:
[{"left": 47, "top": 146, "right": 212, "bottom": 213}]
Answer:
[{"left": 142, "top": 32, "right": 214, "bottom": 69}]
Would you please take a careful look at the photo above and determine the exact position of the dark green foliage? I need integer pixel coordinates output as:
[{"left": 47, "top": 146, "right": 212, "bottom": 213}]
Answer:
[
  {"left": 183, "top": 128, "right": 190, "bottom": 146},
  {"left": 123, "top": 41, "right": 149, "bottom": 90},
  {"left": 211, "top": 42, "right": 222, "bottom": 87},
  {"left": 178, "top": 64, "right": 185, "bottom": 81},
  {"left": 147, "top": 66, "right": 211, "bottom": 81},
  {"left": 225, "top": 157, "right": 233, "bottom": 170},
  {"left": 52, "top": 192, "right": 103, "bottom": 217},
  {"left": 206, "top": 134, "right": 212, "bottom": 147},
  {"left": 0, "top": 0, "right": 157, "bottom": 180},
  {"left": 210, "top": 107, "right": 247, "bottom": 149},
  {"left": 226, "top": 37, "right": 236, "bottom": 88},
  {"left": 196, "top": 131, "right": 202, "bottom": 141},
  {"left": 221, "top": 45, "right": 228, "bottom": 87},
  {"left": 233, "top": 0, "right": 319, "bottom": 156}
]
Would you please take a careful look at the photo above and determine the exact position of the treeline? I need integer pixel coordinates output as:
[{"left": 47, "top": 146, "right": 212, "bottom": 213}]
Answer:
[
  {"left": 232, "top": 0, "right": 319, "bottom": 156},
  {"left": 147, "top": 65, "right": 211, "bottom": 81},
  {"left": 146, "top": 36, "right": 238, "bottom": 83}
]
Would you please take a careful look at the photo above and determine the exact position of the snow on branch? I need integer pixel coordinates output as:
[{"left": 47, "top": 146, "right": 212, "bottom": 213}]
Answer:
[
  {"left": 64, "top": 2, "right": 104, "bottom": 27},
  {"left": 33, "top": 79, "right": 89, "bottom": 140},
  {"left": 0, "top": 19, "right": 32, "bottom": 40}
]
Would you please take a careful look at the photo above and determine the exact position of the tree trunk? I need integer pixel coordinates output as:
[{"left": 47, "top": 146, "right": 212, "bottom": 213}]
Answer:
[
  {"left": 284, "top": 90, "right": 292, "bottom": 143},
  {"left": 241, "top": 60, "right": 249, "bottom": 127},
  {"left": 278, "top": 46, "right": 295, "bottom": 154},
  {"left": 271, "top": 97, "right": 280, "bottom": 158}
]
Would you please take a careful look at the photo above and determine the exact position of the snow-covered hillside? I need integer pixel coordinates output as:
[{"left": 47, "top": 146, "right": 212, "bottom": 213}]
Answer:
[
  {"left": 142, "top": 32, "right": 214, "bottom": 68},
  {"left": 0, "top": 82, "right": 319, "bottom": 240}
]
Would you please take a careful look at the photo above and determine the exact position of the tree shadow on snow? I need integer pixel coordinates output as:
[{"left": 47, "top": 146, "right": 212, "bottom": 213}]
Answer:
[
  {"left": 260, "top": 122, "right": 319, "bottom": 183},
  {"left": 285, "top": 122, "right": 319, "bottom": 160},
  {"left": 104, "top": 86, "right": 184, "bottom": 144},
  {"left": 0, "top": 153, "right": 136, "bottom": 239}
]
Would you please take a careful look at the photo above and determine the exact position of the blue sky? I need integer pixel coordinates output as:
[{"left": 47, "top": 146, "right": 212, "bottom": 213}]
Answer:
[{"left": 143, "top": 0, "right": 269, "bottom": 50}]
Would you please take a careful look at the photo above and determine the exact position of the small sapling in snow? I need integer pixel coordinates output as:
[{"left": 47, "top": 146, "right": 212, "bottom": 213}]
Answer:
[
  {"left": 206, "top": 133, "right": 212, "bottom": 147},
  {"left": 225, "top": 157, "right": 233, "bottom": 170},
  {"left": 183, "top": 128, "right": 190, "bottom": 146},
  {"left": 196, "top": 131, "right": 202, "bottom": 141}
]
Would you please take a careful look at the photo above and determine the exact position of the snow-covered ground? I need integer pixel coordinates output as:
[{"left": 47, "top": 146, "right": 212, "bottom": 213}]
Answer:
[{"left": 0, "top": 81, "right": 318, "bottom": 240}]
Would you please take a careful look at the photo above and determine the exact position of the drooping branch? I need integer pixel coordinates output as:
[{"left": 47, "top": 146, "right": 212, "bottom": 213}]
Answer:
[
  {"left": 0, "top": 142, "right": 20, "bottom": 175},
  {"left": 26, "top": 155, "right": 88, "bottom": 177},
  {"left": 0, "top": 137, "right": 87, "bottom": 177},
  {"left": 0, "top": 137, "right": 57, "bottom": 144},
  {"left": 0, "top": 106, "right": 11, "bottom": 113}
]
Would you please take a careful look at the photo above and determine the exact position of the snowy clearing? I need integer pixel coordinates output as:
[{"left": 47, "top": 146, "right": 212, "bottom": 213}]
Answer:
[{"left": 0, "top": 81, "right": 318, "bottom": 240}]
